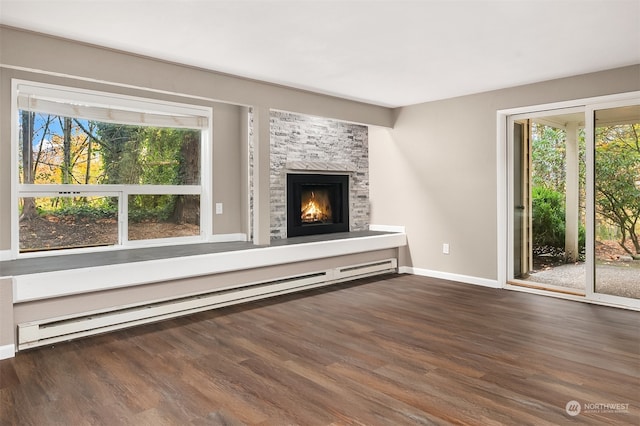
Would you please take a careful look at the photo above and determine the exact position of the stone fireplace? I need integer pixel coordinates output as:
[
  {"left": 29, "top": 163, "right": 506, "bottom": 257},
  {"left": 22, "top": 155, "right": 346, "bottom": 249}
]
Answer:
[{"left": 269, "top": 111, "right": 369, "bottom": 239}]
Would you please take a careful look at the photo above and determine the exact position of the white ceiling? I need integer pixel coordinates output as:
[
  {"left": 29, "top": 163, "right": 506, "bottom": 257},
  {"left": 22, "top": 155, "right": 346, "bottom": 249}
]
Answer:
[{"left": 1, "top": 0, "right": 639, "bottom": 107}]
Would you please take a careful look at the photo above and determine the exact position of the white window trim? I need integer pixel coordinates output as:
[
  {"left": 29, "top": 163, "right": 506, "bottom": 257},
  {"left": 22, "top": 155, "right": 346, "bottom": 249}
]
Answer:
[
  {"left": 16, "top": 82, "right": 210, "bottom": 128},
  {"left": 11, "top": 79, "right": 213, "bottom": 259}
]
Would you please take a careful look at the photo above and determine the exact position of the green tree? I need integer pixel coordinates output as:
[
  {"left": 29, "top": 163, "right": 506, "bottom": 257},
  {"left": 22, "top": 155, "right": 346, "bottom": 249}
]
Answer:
[
  {"left": 531, "top": 185, "right": 586, "bottom": 256},
  {"left": 595, "top": 123, "right": 640, "bottom": 258},
  {"left": 137, "top": 128, "right": 200, "bottom": 223},
  {"left": 19, "top": 112, "right": 55, "bottom": 220},
  {"left": 96, "top": 123, "right": 142, "bottom": 184},
  {"left": 532, "top": 186, "right": 566, "bottom": 250},
  {"left": 172, "top": 130, "right": 200, "bottom": 224},
  {"left": 531, "top": 123, "right": 566, "bottom": 192}
]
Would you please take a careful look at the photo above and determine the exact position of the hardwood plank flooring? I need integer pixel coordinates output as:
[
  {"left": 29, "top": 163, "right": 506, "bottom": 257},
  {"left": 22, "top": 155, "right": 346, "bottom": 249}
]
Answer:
[{"left": 1, "top": 274, "right": 638, "bottom": 425}]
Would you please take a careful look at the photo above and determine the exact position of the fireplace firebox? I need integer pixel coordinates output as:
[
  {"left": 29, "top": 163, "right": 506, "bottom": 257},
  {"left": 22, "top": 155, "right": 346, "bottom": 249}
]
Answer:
[{"left": 287, "top": 173, "right": 349, "bottom": 237}]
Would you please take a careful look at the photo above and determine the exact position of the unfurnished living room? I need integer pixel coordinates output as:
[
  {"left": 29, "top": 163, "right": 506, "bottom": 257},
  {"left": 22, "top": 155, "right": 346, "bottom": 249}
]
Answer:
[{"left": 0, "top": 1, "right": 639, "bottom": 424}]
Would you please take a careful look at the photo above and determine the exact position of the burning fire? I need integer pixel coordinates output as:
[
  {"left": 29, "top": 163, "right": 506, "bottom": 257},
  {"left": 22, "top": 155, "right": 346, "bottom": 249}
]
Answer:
[{"left": 301, "top": 191, "right": 331, "bottom": 223}]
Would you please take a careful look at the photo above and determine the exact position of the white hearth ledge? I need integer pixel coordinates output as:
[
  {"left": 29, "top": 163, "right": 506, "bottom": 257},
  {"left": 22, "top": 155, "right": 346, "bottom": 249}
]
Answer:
[
  {"left": 0, "top": 344, "right": 16, "bottom": 360},
  {"left": 13, "top": 232, "right": 406, "bottom": 303},
  {"left": 369, "top": 224, "right": 405, "bottom": 233}
]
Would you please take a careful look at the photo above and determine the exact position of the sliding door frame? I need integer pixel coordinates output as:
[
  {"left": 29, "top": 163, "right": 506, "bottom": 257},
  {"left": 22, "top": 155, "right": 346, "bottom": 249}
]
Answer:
[
  {"left": 586, "top": 98, "right": 640, "bottom": 308},
  {"left": 497, "top": 91, "right": 640, "bottom": 310}
]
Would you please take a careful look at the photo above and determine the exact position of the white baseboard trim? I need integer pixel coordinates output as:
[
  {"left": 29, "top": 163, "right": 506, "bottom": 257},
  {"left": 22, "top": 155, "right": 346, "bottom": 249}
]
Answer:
[
  {"left": 0, "top": 344, "right": 15, "bottom": 360},
  {"left": 208, "top": 233, "right": 247, "bottom": 243},
  {"left": 0, "top": 250, "right": 11, "bottom": 261},
  {"left": 400, "top": 266, "right": 500, "bottom": 289},
  {"left": 369, "top": 224, "right": 406, "bottom": 233}
]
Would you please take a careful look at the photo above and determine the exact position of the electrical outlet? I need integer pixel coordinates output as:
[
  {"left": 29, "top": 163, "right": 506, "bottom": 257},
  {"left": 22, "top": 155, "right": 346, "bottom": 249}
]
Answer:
[
  {"left": 215, "top": 203, "right": 223, "bottom": 214},
  {"left": 442, "top": 243, "right": 450, "bottom": 254}
]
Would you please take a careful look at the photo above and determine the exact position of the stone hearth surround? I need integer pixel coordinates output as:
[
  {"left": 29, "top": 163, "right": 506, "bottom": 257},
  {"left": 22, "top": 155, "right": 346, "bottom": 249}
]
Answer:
[{"left": 269, "top": 111, "right": 369, "bottom": 239}]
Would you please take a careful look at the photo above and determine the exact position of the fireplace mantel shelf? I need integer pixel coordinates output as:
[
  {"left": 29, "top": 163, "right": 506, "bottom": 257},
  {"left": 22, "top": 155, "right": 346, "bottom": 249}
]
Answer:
[{"left": 285, "top": 161, "right": 356, "bottom": 172}]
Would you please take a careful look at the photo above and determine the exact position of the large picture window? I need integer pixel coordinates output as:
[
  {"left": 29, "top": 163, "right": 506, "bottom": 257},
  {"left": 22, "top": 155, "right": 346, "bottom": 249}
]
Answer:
[{"left": 14, "top": 81, "right": 211, "bottom": 255}]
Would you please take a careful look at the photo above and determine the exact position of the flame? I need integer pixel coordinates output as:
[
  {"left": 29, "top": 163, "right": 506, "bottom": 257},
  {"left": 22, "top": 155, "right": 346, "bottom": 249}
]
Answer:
[{"left": 301, "top": 191, "right": 331, "bottom": 223}]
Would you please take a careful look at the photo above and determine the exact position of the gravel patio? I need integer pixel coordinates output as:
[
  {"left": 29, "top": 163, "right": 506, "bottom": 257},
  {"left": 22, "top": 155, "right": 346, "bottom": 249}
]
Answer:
[{"left": 526, "top": 262, "right": 640, "bottom": 299}]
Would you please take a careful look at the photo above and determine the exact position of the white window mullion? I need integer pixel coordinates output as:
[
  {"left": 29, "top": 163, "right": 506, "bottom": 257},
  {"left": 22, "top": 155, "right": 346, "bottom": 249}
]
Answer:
[
  {"left": 200, "top": 126, "right": 213, "bottom": 237},
  {"left": 18, "top": 184, "right": 127, "bottom": 194},
  {"left": 584, "top": 105, "right": 596, "bottom": 300},
  {"left": 120, "top": 189, "right": 128, "bottom": 246},
  {"left": 124, "top": 185, "right": 201, "bottom": 195},
  {"left": 18, "top": 184, "right": 200, "bottom": 195},
  {"left": 11, "top": 81, "right": 19, "bottom": 259}
]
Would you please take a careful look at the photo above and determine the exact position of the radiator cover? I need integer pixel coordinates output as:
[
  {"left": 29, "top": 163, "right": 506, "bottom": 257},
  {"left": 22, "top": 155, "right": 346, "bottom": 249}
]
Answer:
[{"left": 18, "top": 258, "right": 397, "bottom": 350}]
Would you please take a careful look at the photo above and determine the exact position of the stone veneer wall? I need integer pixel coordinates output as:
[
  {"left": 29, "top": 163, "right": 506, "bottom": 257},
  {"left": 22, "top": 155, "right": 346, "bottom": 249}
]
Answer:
[{"left": 269, "top": 111, "right": 369, "bottom": 239}]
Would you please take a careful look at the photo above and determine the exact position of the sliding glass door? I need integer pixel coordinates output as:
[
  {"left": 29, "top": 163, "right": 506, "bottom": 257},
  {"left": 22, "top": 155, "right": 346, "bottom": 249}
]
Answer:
[
  {"left": 510, "top": 109, "right": 586, "bottom": 295},
  {"left": 591, "top": 104, "right": 640, "bottom": 303},
  {"left": 508, "top": 96, "right": 640, "bottom": 309}
]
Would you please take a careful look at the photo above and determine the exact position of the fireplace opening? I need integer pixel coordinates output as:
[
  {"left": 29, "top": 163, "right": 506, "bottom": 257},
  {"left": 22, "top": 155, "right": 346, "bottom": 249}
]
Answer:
[
  {"left": 301, "top": 189, "right": 332, "bottom": 223},
  {"left": 287, "top": 173, "right": 349, "bottom": 237}
]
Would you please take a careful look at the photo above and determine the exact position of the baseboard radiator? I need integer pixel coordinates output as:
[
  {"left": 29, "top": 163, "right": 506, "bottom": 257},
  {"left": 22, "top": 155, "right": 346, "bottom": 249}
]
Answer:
[{"left": 17, "top": 258, "right": 397, "bottom": 350}]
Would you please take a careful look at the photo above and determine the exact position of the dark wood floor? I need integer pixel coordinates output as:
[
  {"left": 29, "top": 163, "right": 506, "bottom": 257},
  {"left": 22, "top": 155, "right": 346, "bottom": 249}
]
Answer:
[{"left": 1, "top": 275, "right": 638, "bottom": 425}]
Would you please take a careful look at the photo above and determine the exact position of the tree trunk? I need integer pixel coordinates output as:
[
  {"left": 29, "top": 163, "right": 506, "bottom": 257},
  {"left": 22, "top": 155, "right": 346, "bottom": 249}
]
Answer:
[
  {"left": 85, "top": 132, "right": 92, "bottom": 184},
  {"left": 172, "top": 131, "right": 200, "bottom": 224},
  {"left": 20, "top": 111, "right": 37, "bottom": 221},
  {"left": 628, "top": 224, "right": 640, "bottom": 258},
  {"left": 63, "top": 117, "right": 72, "bottom": 185}
]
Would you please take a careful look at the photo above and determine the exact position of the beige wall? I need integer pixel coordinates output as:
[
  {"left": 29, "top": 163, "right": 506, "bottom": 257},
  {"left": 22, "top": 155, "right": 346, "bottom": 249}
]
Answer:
[
  {"left": 0, "top": 278, "right": 13, "bottom": 348},
  {"left": 212, "top": 103, "right": 244, "bottom": 234},
  {"left": 370, "top": 65, "right": 640, "bottom": 281},
  {"left": 0, "top": 26, "right": 392, "bottom": 126}
]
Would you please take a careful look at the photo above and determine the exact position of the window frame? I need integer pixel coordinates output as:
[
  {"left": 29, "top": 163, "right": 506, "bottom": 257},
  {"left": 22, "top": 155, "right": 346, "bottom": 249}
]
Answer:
[{"left": 11, "top": 79, "right": 213, "bottom": 258}]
